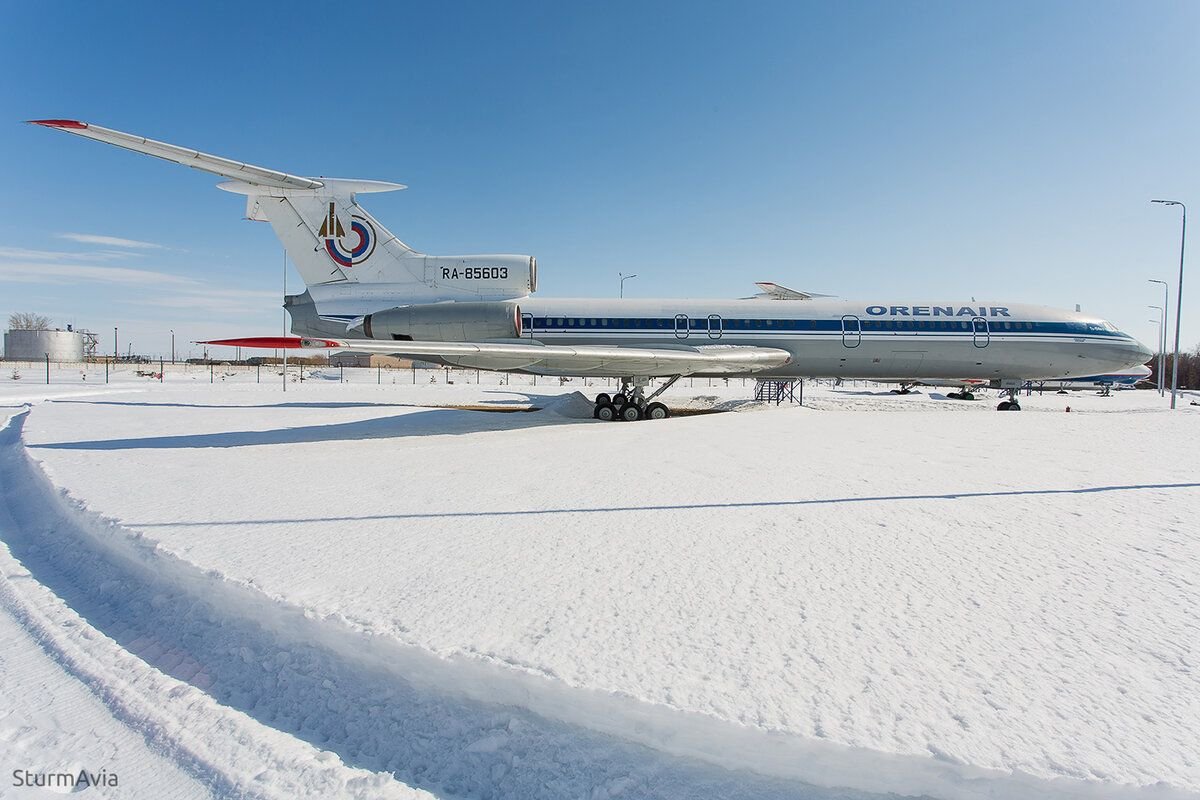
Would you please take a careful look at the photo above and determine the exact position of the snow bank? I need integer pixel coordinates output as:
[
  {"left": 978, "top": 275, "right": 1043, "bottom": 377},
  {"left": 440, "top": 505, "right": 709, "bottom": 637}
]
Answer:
[
  {"left": 0, "top": 410, "right": 430, "bottom": 800},
  {"left": 539, "top": 390, "right": 597, "bottom": 418}
]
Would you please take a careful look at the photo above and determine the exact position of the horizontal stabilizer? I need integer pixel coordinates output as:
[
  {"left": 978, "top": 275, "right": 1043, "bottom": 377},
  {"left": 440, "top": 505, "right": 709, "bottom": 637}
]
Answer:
[{"left": 28, "top": 119, "right": 405, "bottom": 193}]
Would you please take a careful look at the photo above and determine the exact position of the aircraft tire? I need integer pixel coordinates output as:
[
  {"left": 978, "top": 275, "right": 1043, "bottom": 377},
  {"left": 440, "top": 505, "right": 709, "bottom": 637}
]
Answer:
[
  {"left": 962, "top": 392, "right": 975, "bottom": 401},
  {"left": 997, "top": 401, "right": 1012, "bottom": 411},
  {"left": 645, "top": 402, "right": 670, "bottom": 420},
  {"left": 619, "top": 404, "right": 642, "bottom": 422},
  {"left": 947, "top": 391, "right": 962, "bottom": 400},
  {"left": 596, "top": 403, "right": 617, "bottom": 422},
  {"left": 595, "top": 393, "right": 611, "bottom": 406},
  {"left": 612, "top": 393, "right": 627, "bottom": 408}
]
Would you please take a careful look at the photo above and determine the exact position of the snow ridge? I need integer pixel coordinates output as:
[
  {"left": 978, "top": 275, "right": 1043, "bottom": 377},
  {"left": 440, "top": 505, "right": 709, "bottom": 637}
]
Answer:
[
  {"left": 2, "top": 407, "right": 1195, "bottom": 799},
  {"left": 0, "top": 408, "right": 427, "bottom": 799}
]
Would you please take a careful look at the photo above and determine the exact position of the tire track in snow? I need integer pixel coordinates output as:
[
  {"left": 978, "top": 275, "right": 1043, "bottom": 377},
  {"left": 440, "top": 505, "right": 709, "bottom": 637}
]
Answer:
[{"left": 3, "top": 408, "right": 1189, "bottom": 800}]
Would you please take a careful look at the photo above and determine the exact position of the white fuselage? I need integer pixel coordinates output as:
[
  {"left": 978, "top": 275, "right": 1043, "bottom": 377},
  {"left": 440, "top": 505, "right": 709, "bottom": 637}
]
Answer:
[
  {"left": 306, "top": 295, "right": 1153, "bottom": 381},
  {"left": 519, "top": 298, "right": 1149, "bottom": 380}
]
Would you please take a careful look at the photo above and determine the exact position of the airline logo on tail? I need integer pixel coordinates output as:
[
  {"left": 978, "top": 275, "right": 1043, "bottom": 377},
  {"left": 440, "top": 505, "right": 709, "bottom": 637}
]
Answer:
[{"left": 319, "top": 202, "right": 376, "bottom": 267}]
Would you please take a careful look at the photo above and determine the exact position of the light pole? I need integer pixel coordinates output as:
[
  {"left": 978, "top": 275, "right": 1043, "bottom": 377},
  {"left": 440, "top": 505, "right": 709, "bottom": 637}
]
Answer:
[
  {"left": 1149, "top": 278, "right": 1169, "bottom": 396},
  {"left": 1149, "top": 305, "right": 1165, "bottom": 396},
  {"left": 619, "top": 272, "right": 638, "bottom": 299},
  {"left": 170, "top": 329, "right": 175, "bottom": 364},
  {"left": 1151, "top": 200, "right": 1186, "bottom": 409}
]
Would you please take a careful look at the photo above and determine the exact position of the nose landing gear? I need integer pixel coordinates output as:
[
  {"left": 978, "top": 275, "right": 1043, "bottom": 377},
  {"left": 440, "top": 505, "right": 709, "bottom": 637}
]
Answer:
[{"left": 593, "top": 375, "right": 679, "bottom": 421}]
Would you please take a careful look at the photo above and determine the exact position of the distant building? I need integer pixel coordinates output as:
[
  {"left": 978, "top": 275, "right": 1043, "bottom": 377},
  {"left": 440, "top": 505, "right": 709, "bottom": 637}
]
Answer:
[
  {"left": 3, "top": 328, "right": 85, "bottom": 362},
  {"left": 329, "top": 352, "right": 430, "bottom": 368}
]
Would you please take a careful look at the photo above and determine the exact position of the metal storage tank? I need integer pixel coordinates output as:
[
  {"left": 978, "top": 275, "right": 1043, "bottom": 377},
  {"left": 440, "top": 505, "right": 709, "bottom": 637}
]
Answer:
[{"left": 4, "top": 329, "right": 86, "bottom": 362}]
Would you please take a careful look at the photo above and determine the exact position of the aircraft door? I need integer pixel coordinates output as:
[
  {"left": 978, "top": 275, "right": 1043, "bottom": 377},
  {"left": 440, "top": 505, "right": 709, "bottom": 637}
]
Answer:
[
  {"left": 521, "top": 312, "right": 533, "bottom": 339},
  {"left": 675, "top": 314, "right": 689, "bottom": 339},
  {"left": 708, "top": 314, "right": 722, "bottom": 339},
  {"left": 972, "top": 316, "right": 989, "bottom": 348},
  {"left": 841, "top": 314, "right": 861, "bottom": 348}
]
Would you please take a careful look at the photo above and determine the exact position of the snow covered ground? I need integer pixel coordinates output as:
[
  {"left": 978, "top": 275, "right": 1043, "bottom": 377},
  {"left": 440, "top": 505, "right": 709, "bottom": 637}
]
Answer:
[{"left": 1, "top": 368, "right": 1198, "bottom": 799}]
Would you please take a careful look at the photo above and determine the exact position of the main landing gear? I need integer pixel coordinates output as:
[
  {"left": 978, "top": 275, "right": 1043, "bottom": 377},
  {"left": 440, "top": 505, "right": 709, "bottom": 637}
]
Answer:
[
  {"left": 594, "top": 376, "right": 678, "bottom": 422},
  {"left": 946, "top": 389, "right": 977, "bottom": 401},
  {"left": 890, "top": 383, "right": 915, "bottom": 395},
  {"left": 997, "top": 388, "right": 1022, "bottom": 411}
]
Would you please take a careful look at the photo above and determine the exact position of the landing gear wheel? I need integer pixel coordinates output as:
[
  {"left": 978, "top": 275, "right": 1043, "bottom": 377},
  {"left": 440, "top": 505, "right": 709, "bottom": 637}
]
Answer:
[
  {"left": 962, "top": 392, "right": 975, "bottom": 401},
  {"left": 645, "top": 402, "right": 670, "bottom": 420},
  {"left": 595, "top": 393, "right": 611, "bottom": 406},
  {"left": 619, "top": 403, "right": 643, "bottom": 422},
  {"left": 595, "top": 403, "right": 617, "bottom": 421},
  {"left": 997, "top": 389, "right": 1022, "bottom": 411},
  {"left": 612, "top": 393, "right": 628, "bottom": 408}
]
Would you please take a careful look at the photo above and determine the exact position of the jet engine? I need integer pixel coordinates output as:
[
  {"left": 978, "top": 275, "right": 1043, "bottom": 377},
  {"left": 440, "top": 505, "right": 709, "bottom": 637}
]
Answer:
[{"left": 351, "top": 302, "right": 522, "bottom": 341}]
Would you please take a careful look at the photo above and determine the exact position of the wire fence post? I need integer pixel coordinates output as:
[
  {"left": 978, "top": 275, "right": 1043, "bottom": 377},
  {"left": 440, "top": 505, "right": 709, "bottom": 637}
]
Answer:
[
  {"left": 45, "top": 354, "right": 49, "bottom": 384},
  {"left": 210, "top": 362, "right": 214, "bottom": 384},
  {"left": 159, "top": 358, "right": 164, "bottom": 383},
  {"left": 105, "top": 360, "right": 109, "bottom": 384},
  {"left": 257, "top": 363, "right": 261, "bottom": 383}
]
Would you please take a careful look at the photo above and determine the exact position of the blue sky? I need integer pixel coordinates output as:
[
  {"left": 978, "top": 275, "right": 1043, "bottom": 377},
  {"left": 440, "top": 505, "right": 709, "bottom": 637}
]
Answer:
[{"left": 1, "top": 1, "right": 1196, "bottom": 359}]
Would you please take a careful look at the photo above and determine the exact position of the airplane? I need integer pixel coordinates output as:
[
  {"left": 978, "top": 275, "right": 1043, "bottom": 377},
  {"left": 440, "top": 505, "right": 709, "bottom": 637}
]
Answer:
[
  {"left": 1026, "top": 365, "right": 1153, "bottom": 395},
  {"left": 30, "top": 119, "right": 1155, "bottom": 417},
  {"left": 877, "top": 365, "right": 1151, "bottom": 405}
]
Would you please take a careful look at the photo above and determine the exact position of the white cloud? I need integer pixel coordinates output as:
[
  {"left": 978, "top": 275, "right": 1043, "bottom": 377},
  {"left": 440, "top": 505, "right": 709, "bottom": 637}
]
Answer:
[
  {"left": 0, "top": 261, "right": 199, "bottom": 286},
  {"left": 57, "top": 233, "right": 165, "bottom": 250},
  {"left": 0, "top": 246, "right": 134, "bottom": 262}
]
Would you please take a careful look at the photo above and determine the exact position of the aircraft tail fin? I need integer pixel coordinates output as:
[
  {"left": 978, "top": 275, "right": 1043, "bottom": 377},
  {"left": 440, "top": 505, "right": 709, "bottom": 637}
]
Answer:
[{"left": 30, "top": 119, "right": 536, "bottom": 302}]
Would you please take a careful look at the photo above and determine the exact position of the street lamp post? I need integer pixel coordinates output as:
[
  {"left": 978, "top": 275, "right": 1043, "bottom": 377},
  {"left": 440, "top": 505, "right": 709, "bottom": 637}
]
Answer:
[
  {"left": 1149, "top": 279, "right": 1169, "bottom": 396},
  {"left": 1149, "top": 305, "right": 1165, "bottom": 396},
  {"left": 618, "top": 272, "right": 638, "bottom": 299},
  {"left": 1151, "top": 200, "right": 1186, "bottom": 409}
]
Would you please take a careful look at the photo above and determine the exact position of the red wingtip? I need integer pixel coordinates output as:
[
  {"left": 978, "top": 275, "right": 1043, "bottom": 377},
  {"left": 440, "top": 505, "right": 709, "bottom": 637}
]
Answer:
[
  {"left": 198, "top": 336, "right": 308, "bottom": 349},
  {"left": 27, "top": 119, "right": 88, "bottom": 129}
]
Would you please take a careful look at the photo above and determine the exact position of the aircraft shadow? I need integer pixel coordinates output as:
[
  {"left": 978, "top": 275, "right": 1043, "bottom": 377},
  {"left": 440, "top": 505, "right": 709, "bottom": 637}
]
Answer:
[
  {"left": 31, "top": 405, "right": 584, "bottom": 451},
  {"left": 51, "top": 397, "right": 535, "bottom": 410},
  {"left": 128, "top": 482, "right": 1200, "bottom": 528}
]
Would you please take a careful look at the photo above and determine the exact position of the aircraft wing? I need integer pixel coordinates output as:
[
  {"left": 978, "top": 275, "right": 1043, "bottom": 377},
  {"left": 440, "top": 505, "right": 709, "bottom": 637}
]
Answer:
[
  {"left": 747, "top": 282, "right": 835, "bottom": 300},
  {"left": 202, "top": 337, "right": 792, "bottom": 377}
]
